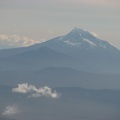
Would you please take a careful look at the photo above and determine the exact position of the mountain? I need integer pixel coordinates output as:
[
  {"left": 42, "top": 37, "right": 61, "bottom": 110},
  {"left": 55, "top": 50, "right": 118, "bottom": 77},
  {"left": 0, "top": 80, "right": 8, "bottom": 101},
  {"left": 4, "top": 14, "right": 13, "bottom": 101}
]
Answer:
[
  {"left": 31, "top": 28, "right": 119, "bottom": 56},
  {"left": 0, "top": 28, "right": 120, "bottom": 73},
  {"left": 29, "top": 28, "right": 120, "bottom": 73},
  {"left": 0, "top": 28, "right": 119, "bottom": 58}
]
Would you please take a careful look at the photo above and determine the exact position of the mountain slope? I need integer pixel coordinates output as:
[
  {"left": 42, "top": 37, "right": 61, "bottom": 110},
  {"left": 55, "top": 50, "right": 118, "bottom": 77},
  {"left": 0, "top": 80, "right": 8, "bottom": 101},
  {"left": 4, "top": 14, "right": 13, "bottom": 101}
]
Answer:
[{"left": 0, "top": 46, "right": 74, "bottom": 71}]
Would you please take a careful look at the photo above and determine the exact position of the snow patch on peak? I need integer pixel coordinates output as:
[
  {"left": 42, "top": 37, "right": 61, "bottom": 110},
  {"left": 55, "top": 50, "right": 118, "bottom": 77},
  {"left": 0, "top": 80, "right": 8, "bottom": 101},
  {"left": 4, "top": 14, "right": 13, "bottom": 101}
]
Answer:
[
  {"left": 79, "top": 33, "right": 96, "bottom": 47},
  {"left": 64, "top": 40, "right": 81, "bottom": 46},
  {"left": 83, "top": 38, "right": 97, "bottom": 47}
]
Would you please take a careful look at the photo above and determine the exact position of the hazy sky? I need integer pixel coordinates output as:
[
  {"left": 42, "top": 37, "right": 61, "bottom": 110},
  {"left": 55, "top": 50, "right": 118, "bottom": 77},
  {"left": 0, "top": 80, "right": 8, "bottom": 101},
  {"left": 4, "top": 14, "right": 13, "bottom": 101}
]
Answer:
[{"left": 0, "top": 0, "right": 120, "bottom": 49}]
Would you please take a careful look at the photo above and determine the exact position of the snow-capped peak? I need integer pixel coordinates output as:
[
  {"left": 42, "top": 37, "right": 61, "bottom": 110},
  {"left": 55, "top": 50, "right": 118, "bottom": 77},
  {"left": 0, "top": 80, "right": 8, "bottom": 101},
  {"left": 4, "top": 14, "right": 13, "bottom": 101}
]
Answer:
[
  {"left": 37, "top": 27, "right": 119, "bottom": 52},
  {"left": 62, "top": 28, "right": 98, "bottom": 47}
]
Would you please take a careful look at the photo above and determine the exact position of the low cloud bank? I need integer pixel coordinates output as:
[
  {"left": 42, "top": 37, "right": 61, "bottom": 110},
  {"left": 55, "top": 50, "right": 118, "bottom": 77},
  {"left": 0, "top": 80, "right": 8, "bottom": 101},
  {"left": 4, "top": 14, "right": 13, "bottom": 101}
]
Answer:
[
  {"left": 0, "top": 34, "right": 40, "bottom": 48},
  {"left": 12, "top": 83, "right": 60, "bottom": 98},
  {"left": 2, "top": 104, "right": 19, "bottom": 116}
]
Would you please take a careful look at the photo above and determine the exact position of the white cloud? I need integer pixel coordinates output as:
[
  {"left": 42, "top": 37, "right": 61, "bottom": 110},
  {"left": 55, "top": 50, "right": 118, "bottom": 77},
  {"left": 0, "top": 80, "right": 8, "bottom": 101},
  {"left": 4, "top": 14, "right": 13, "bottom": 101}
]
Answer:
[
  {"left": 12, "top": 83, "right": 36, "bottom": 94},
  {"left": 0, "top": 34, "right": 41, "bottom": 48},
  {"left": 12, "top": 83, "right": 60, "bottom": 98},
  {"left": 2, "top": 104, "right": 19, "bottom": 116}
]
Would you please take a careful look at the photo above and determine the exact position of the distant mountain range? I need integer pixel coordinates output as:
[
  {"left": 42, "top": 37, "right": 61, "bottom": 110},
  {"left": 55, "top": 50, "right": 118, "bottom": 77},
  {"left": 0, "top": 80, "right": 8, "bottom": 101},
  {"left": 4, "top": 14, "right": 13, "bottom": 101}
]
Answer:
[
  {"left": 0, "top": 67, "right": 120, "bottom": 89},
  {"left": 0, "top": 28, "right": 120, "bottom": 89}
]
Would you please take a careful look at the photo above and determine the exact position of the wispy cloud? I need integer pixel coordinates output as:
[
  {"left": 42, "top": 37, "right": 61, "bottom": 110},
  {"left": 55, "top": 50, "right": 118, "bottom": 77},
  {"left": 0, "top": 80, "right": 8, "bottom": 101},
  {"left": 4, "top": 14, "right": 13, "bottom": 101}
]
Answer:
[
  {"left": 90, "top": 32, "right": 98, "bottom": 37},
  {"left": 0, "top": 34, "right": 41, "bottom": 48},
  {"left": 12, "top": 83, "right": 60, "bottom": 98},
  {"left": 2, "top": 104, "right": 19, "bottom": 116}
]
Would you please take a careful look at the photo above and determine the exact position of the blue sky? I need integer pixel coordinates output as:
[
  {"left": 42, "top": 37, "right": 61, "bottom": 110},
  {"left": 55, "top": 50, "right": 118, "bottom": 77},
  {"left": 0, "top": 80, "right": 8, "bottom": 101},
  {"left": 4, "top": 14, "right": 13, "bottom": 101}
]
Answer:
[{"left": 0, "top": 0, "right": 120, "bottom": 49}]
